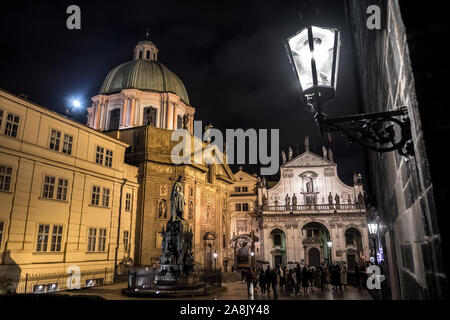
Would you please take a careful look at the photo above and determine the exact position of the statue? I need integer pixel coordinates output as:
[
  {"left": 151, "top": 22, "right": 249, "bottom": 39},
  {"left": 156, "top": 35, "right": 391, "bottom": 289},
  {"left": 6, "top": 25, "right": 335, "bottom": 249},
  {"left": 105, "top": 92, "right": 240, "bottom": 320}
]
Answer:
[
  {"left": 328, "top": 192, "right": 333, "bottom": 205},
  {"left": 281, "top": 150, "right": 286, "bottom": 165},
  {"left": 357, "top": 192, "right": 364, "bottom": 204},
  {"left": 170, "top": 176, "right": 186, "bottom": 221},
  {"left": 158, "top": 199, "right": 167, "bottom": 218},
  {"left": 182, "top": 114, "right": 190, "bottom": 129},
  {"left": 288, "top": 147, "right": 293, "bottom": 161},
  {"left": 322, "top": 146, "right": 328, "bottom": 159},
  {"left": 292, "top": 193, "right": 297, "bottom": 207},
  {"left": 335, "top": 194, "right": 340, "bottom": 209},
  {"left": 285, "top": 194, "right": 290, "bottom": 210}
]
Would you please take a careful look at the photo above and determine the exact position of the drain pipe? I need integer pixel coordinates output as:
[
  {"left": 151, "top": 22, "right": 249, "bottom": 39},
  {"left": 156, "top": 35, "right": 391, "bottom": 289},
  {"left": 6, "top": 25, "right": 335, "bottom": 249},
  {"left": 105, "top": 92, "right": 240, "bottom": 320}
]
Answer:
[{"left": 114, "top": 178, "right": 127, "bottom": 282}]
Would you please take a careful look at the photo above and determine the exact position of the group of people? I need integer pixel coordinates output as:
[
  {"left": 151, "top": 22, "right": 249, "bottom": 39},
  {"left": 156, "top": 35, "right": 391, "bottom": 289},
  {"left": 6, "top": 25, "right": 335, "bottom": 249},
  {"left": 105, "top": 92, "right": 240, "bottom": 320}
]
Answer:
[{"left": 242, "top": 262, "right": 353, "bottom": 299}]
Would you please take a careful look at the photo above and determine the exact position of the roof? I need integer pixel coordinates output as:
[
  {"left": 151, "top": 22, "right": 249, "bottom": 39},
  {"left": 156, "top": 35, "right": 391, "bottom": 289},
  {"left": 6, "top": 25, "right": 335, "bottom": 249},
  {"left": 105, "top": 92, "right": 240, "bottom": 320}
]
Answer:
[{"left": 98, "top": 59, "right": 190, "bottom": 105}]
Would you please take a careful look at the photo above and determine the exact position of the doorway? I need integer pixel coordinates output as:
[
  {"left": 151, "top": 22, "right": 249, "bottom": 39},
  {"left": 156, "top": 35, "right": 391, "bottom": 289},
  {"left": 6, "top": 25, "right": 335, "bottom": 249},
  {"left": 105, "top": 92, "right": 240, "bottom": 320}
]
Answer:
[{"left": 308, "top": 247, "right": 320, "bottom": 266}]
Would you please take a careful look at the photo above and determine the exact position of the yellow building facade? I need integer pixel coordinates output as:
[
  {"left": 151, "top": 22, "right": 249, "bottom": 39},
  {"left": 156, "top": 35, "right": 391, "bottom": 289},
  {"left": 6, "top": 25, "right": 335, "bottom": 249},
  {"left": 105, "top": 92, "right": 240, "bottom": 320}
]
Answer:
[{"left": 0, "top": 89, "right": 139, "bottom": 293}]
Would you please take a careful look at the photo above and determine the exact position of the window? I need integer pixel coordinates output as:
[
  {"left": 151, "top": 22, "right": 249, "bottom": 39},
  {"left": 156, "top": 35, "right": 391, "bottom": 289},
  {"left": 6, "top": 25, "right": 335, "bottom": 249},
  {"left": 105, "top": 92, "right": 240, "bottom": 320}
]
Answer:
[
  {"left": 49, "top": 129, "right": 61, "bottom": 151},
  {"left": 4, "top": 113, "right": 20, "bottom": 137},
  {"left": 177, "top": 115, "right": 183, "bottom": 129},
  {"left": 242, "top": 186, "right": 248, "bottom": 192},
  {"left": 98, "top": 229, "right": 107, "bottom": 252},
  {"left": 87, "top": 228, "right": 97, "bottom": 252},
  {"left": 95, "top": 146, "right": 104, "bottom": 165},
  {"left": 56, "top": 178, "right": 68, "bottom": 201},
  {"left": 234, "top": 187, "right": 241, "bottom": 192},
  {"left": 0, "top": 110, "right": 3, "bottom": 128},
  {"left": 42, "top": 176, "right": 56, "bottom": 199},
  {"left": 223, "top": 234, "right": 226, "bottom": 249},
  {"left": 125, "top": 193, "right": 131, "bottom": 211},
  {"left": 0, "top": 221, "right": 4, "bottom": 249},
  {"left": 91, "top": 186, "right": 100, "bottom": 206},
  {"left": 0, "top": 165, "right": 13, "bottom": 192},
  {"left": 235, "top": 203, "right": 242, "bottom": 211},
  {"left": 102, "top": 188, "right": 110, "bottom": 207},
  {"left": 62, "top": 134, "right": 73, "bottom": 155},
  {"left": 105, "top": 149, "right": 113, "bottom": 167},
  {"left": 274, "top": 234, "right": 281, "bottom": 246},
  {"left": 109, "top": 109, "right": 121, "bottom": 130},
  {"left": 242, "top": 203, "right": 249, "bottom": 211},
  {"left": 143, "top": 107, "right": 157, "bottom": 126},
  {"left": 139, "top": 50, "right": 143, "bottom": 59},
  {"left": 36, "top": 224, "right": 63, "bottom": 252},
  {"left": 36, "top": 224, "right": 50, "bottom": 252},
  {"left": 146, "top": 50, "right": 150, "bottom": 59},
  {"left": 123, "top": 230, "right": 129, "bottom": 252},
  {"left": 50, "top": 225, "right": 63, "bottom": 252}
]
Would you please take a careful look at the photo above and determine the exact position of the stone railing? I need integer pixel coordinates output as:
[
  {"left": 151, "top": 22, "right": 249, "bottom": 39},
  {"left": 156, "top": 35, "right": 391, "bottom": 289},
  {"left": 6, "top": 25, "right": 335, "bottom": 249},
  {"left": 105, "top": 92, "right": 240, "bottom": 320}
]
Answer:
[{"left": 257, "top": 203, "right": 366, "bottom": 214}]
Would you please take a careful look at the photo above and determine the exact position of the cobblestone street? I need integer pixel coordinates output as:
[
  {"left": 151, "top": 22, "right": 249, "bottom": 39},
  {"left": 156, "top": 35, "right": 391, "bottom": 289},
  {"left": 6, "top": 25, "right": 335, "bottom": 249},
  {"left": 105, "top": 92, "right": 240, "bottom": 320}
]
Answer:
[{"left": 55, "top": 273, "right": 372, "bottom": 300}]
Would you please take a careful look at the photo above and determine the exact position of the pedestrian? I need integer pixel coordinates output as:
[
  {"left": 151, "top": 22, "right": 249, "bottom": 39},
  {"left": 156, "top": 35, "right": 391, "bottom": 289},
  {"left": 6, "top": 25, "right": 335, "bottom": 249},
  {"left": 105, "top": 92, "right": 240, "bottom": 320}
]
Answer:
[
  {"left": 313, "top": 266, "right": 321, "bottom": 289},
  {"left": 245, "top": 268, "right": 257, "bottom": 297},
  {"left": 295, "top": 266, "right": 301, "bottom": 294},
  {"left": 323, "top": 266, "right": 329, "bottom": 287},
  {"left": 265, "top": 266, "right": 271, "bottom": 294},
  {"left": 354, "top": 264, "right": 360, "bottom": 288},
  {"left": 340, "top": 262, "right": 347, "bottom": 289},
  {"left": 241, "top": 269, "right": 246, "bottom": 281},
  {"left": 301, "top": 265, "right": 309, "bottom": 294},
  {"left": 291, "top": 269, "right": 298, "bottom": 294},
  {"left": 259, "top": 269, "right": 266, "bottom": 294},
  {"left": 336, "top": 264, "right": 342, "bottom": 290},
  {"left": 270, "top": 267, "right": 279, "bottom": 299},
  {"left": 309, "top": 266, "right": 315, "bottom": 291}
]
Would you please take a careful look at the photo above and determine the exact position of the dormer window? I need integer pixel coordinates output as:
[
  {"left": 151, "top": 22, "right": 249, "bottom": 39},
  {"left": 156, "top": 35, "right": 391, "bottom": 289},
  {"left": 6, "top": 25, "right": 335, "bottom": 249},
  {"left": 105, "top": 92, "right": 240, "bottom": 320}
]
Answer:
[
  {"left": 146, "top": 51, "right": 150, "bottom": 60},
  {"left": 139, "top": 51, "right": 143, "bottom": 59}
]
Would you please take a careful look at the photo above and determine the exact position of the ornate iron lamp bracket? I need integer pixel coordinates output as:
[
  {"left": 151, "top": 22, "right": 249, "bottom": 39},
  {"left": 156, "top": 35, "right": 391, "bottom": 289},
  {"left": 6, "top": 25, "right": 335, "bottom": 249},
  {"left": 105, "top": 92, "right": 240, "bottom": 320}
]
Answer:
[{"left": 307, "top": 94, "right": 414, "bottom": 157}]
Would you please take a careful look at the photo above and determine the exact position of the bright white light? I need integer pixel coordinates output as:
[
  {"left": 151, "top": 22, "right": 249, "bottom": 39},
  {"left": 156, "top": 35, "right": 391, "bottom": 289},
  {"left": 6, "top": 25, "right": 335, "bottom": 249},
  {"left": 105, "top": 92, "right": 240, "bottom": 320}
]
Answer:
[
  {"left": 72, "top": 100, "right": 81, "bottom": 108},
  {"left": 327, "top": 241, "right": 333, "bottom": 248},
  {"left": 368, "top": 223, "right": 378, "bottom": 235}
]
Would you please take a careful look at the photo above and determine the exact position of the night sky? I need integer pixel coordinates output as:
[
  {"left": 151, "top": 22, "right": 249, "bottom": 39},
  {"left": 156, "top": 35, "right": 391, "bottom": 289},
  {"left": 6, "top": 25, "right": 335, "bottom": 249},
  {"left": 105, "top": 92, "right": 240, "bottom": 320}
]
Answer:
[{"left": 0, "top": 0, "right": 366, "bottom": 185}]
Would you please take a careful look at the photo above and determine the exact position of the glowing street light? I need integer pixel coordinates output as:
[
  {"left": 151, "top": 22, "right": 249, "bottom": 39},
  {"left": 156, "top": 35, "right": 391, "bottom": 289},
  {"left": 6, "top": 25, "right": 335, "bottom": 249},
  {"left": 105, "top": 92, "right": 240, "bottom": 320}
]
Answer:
[
  {"left": 72, "top": 99, "right": 81, "bottom": 108},
  {"left": 286, "top": 25, "right": 414, "bottom": 157}
]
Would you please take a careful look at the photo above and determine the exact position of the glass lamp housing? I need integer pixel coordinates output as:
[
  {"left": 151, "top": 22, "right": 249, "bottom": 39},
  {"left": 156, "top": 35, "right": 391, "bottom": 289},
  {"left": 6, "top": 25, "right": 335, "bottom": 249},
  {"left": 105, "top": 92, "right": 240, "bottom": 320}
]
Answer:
[
  {"left": 287, "top": 26, "right": 340, "bottom": 102},
  {"left": 368, "top": 223, "right": 378, "bottom": 235}
]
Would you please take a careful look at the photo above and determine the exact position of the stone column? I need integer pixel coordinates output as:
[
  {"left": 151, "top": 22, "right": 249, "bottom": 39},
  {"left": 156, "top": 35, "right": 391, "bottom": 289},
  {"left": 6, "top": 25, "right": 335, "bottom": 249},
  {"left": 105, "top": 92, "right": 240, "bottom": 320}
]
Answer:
[
  {"left": 173, "top": 104, "right": 177, "bottom": 129},
  {"left": 129, "top": 98, "right": 136, "bottom": 126},
  {"left": 167, "top": 103, "right": 174, "bottom": 129},
  {"left": 95, "top": 103, "right": 101, "bottom": 129},
  {"left": 122, "top": 98, "right": 128, "bottom": 127}
]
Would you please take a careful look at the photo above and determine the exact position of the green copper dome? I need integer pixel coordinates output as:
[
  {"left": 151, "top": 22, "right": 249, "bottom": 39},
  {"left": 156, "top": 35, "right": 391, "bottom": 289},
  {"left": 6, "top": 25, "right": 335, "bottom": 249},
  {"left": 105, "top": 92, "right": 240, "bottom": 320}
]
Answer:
[{"left": 98, "top": 59, "right": 190, "bottom": 105}]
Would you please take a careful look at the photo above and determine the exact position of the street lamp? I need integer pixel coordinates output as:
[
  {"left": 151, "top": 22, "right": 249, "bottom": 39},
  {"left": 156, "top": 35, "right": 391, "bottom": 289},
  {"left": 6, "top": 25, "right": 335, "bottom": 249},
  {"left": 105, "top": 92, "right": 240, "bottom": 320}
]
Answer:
[
  {"left": 213, "top": 251, "right": 218, "bottom": 270},
  {"left": 368, "top": 222, "right": 379, "bottom": 265},
  {"left": 286, "top": 26, "right": 414, "bottom": 157},
  {"left": 327, "top": 240, "right": 333, "bottom": 266}
]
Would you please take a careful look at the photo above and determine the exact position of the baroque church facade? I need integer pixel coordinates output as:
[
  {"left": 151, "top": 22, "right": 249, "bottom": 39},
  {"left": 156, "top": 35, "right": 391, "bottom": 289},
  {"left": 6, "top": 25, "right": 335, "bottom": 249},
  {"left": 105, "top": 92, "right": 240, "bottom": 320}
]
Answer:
[
  {"left": 228, "top": 140, "right": 369, "bottom": 272},
  {"left": 87, "top": 38, "right": 235, "bottom": 271},
  {"left": 255, "top": 141, "right": 369, "bottom": 270}
]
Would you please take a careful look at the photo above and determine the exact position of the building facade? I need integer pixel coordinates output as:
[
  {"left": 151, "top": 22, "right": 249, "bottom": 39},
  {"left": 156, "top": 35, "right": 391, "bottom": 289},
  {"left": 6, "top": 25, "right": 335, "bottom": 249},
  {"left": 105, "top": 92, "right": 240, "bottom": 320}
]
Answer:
[
  {"left": 346, "top": 0, "right": 447, "bottom": 299},
  {"left": 0, "top": 89, "right": 139, "bottom": 293},
  {"left": 91, "top": 39, "right": 235, "bottom": 271},
  {"left": 228, "top": 168, "right": 260, "bottom": 270},
  {"left": 256, "top": 143, "right": 368, "bottom": 271}
]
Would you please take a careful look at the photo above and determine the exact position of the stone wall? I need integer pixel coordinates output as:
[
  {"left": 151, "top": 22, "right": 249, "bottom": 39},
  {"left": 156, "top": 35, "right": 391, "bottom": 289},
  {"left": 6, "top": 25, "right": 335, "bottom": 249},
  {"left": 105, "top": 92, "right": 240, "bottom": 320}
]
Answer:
[{"left": 346, "top": 0, "right": 446, "bottom": 299}]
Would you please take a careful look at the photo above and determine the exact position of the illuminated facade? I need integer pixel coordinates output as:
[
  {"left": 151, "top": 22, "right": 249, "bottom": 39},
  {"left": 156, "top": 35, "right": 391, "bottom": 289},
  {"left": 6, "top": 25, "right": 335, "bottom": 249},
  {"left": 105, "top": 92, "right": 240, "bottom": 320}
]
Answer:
[
  {"left": 255, "top": 141, "right": 369, "bottom": 270},
  {"left": 90, "top": 38, "right": 235, "bottom": 270},
  {"left": 0, "top": 89, "right": 139, "bottom": 292},
  {"left": 228, "top": 168, "right": 260, "bottom": 270}
]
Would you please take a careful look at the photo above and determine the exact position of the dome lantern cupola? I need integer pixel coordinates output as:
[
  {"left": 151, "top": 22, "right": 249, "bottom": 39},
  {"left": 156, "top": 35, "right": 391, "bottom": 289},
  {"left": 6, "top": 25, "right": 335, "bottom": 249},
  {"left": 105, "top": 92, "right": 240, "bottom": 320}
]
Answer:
[{"left": 134, "top": 31, "right": 158, "bottom": 61}]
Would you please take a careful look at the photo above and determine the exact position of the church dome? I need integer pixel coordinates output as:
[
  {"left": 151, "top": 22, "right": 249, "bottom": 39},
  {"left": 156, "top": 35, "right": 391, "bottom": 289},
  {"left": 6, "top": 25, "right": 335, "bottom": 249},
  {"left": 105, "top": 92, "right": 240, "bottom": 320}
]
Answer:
[{"left": 98, "top": 40, "right": 190, "bottom": 105}]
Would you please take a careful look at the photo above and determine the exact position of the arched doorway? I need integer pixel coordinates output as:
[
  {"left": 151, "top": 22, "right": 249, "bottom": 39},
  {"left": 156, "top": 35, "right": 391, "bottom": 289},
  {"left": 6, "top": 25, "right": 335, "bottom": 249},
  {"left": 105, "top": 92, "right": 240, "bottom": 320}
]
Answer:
[
  {"left": 345, "top": 227, "right": 363, "bottom": 268},
  {"left": 231, "top": 235, "right": 252, "bottom": 269},
  {"left": 308, "top": 248, "right": 320, "bottom": 266},
  {"left": 203, "top": 232, "right": 216, "bottom": 271},
  {"left": 302, "top": 222, "right": 332, "bottom": 266}
]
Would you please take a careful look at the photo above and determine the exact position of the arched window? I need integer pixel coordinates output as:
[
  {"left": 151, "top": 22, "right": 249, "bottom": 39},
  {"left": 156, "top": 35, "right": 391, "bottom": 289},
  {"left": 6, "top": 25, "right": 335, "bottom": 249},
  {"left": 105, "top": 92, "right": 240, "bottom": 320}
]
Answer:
[
  {"left": 139, "top": 50, "right": 143, "bottom": 59},
  {"left": 146, "top": 50, "right": 150, "bottom": 60}
]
